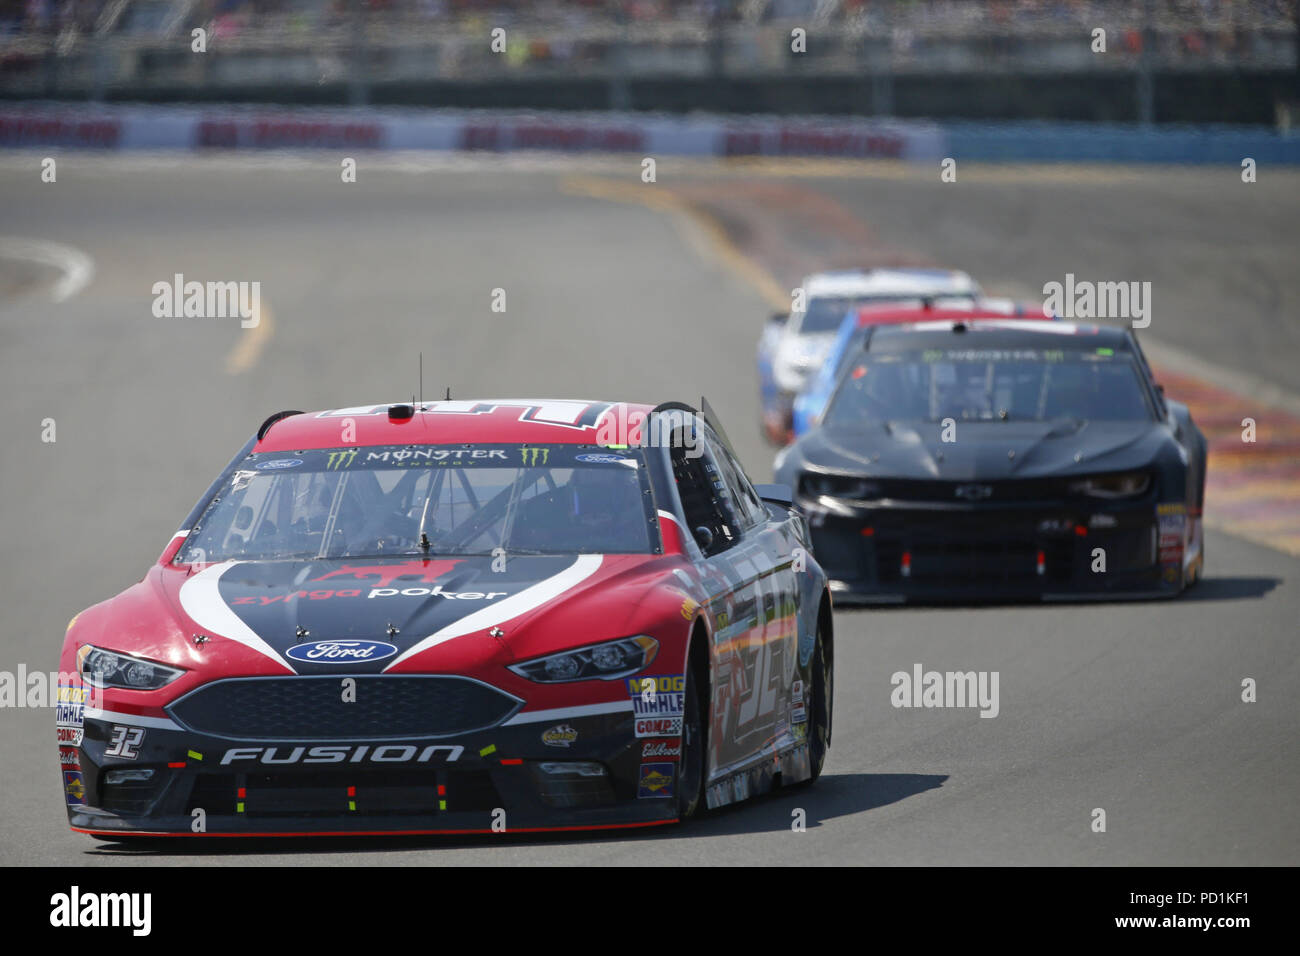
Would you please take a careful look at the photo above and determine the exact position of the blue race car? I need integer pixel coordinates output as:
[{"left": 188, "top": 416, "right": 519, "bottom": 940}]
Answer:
[{"left": 757, "top": 269, "right": 980, "bottom": 445}]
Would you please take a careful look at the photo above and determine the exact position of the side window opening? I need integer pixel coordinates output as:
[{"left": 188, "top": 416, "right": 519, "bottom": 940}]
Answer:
[
  {"left": 710, "top": 438, "right": 766, "bottom": 531},
  {"left": 668, "top": 429, "right": 735, "bottom": 555},
  {"left": 1127, "top": 332, "right": 1167, "bottom": 418}
]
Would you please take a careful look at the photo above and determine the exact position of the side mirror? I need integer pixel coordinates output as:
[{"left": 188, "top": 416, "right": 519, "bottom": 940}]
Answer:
[
  {"left": 693, "top": 526, "right": 714, "bottom": 552},
  {"left": 769, "top": 312, "right": 788, "bottom": 326},
  {"left": 753, "top": 483, "right": 793, "bottom": 508}
]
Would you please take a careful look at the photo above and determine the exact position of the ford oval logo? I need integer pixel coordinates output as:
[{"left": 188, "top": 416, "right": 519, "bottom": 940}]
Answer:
[
  {"left": 285, "top": 640, "right": 398, "bottom": 664},
  {"left": 255, "top": 458, "right": 304, "bottom": 471}
]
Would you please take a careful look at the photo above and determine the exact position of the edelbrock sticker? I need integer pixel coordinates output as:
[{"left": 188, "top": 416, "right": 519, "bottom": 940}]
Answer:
[{"left": 641, "top": 739, "right": 681, "bottom": 760}]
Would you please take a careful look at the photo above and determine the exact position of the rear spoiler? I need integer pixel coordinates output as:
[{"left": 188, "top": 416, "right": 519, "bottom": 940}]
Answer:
[{"left": 753, "top": 483, "right": 793, "bottom": 507}]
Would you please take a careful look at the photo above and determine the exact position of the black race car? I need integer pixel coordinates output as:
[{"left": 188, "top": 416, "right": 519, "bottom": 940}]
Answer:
[{"left": 773, "top": 319, "right": 1207, "bottom": 603}]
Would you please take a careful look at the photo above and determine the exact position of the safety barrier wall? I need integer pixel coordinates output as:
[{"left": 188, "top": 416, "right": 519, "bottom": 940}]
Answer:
[{"left": 1, "top": 105, "right": 1295, "bottom": 164}]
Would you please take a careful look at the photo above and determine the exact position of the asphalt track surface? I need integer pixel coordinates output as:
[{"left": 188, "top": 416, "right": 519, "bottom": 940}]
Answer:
[{"left": 0, "top": 153, "right": 1297, "bottom": 865}]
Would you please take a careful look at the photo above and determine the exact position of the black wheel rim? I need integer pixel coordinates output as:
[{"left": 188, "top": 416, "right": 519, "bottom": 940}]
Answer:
[
  {"left": 810, "top": 633, "right": 831, "bottom": 770},
  {"left": 678, "top": 667, "right": 704, "bottom": 816}
]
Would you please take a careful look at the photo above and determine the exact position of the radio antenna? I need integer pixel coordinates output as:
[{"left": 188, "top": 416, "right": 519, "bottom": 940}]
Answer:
[
  {"left": 445, "top": 386, "right": 451, "bottom": 401},
  {"left": 419, "top": 352, "right": 423, "bottom": 407}
]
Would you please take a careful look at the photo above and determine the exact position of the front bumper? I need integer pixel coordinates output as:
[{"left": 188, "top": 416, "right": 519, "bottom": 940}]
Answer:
[
  {"left": 64, "top": 705, "right": 680, "bottom": 837},
  {"left": 757, "top": 374, "right": 798, "bottom": 445},
  {"left": 803, "top": 495, "right": 1185, "bottom": 603}
]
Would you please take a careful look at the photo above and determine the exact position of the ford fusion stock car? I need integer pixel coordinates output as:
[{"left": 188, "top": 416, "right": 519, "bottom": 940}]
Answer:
[
  {"left": 59, "top": 399, "right": 832, "bottom": 837},
  {"left": 775, "top": 321, "right": 1207, "bottom": 602}
]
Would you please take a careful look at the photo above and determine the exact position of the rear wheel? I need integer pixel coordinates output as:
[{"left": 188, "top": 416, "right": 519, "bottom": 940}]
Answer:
[
  {"left": 806, "top": 614, "right": 833, "bottom": 782},
  {"left": 676, "top": 649, "right": 707, "bottom": 819}
]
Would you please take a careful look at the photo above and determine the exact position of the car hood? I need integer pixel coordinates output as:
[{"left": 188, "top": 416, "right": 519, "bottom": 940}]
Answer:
[
  {"left": 164, "top": 554, "right": 632, "bottom": 675},
  {"left": 796, "top": 419, "right": 1166, "bottom": 481}
]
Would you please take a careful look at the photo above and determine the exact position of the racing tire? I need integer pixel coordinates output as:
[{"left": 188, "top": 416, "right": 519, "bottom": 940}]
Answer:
[
  {"left": 1186, "top": 517, "right": 1205, "bottom": 589},
  {"left": 806, "top": 613, "right": 833, "bottom": 782},
  {"left": 676, "top": 649, "right": 707, "bottom": 820}
]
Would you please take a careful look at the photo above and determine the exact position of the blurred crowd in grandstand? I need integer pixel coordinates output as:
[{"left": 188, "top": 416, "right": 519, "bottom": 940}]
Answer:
[
  {"left": 2, "top": 0, "right": 1294, "bottom": 41},
  {"left": 1, "top": 0, "right": 1292, "bottom": 109}
]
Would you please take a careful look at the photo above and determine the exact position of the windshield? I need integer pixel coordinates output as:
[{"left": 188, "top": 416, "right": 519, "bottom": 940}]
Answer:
[
  {"left": 176, "top": 445, "right": 657, "bottom": 563},
  {"left": 824, "top": 348, "right": 1155, "bottom": 425}
]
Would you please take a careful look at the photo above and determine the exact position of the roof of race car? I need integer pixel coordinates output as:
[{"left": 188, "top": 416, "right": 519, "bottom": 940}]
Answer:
[
  {"left": 801, "top": 267, "right": 977, "bottom": 299},
  {"left": 854, "top": 299, "right": 1044, "bottom": 327},
  {"left": 865, "top": 320, "right": 1135, "bottom": 352},
  {"left": 253, "top": 400, "right": 658, "bottom": 452}
]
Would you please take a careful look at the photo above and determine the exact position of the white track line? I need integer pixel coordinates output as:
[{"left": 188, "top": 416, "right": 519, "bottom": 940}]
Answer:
[{"left": 0, "top": 236, "right": 95, "bottom": 302}]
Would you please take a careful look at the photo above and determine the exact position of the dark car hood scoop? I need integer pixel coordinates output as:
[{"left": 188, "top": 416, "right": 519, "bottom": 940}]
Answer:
[
  {"left": 176, "top": 554, "right": 600, "bottom": 673},
  {"left": 814, "top": 419, "right": 1156, "bottom": 480}
]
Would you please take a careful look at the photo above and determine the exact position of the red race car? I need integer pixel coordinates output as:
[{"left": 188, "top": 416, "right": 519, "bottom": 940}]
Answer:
[{"left": 59, "top": 399, "right": 832, "bottom": 838}]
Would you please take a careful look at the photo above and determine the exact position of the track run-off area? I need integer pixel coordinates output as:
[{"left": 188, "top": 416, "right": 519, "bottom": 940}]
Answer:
[{"left": 1, "top": 152, "right": 1296, "bottom": 865}]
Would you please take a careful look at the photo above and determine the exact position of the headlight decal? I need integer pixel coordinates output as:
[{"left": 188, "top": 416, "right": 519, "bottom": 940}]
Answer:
[
  {"left": 800, "top": 472, "right": 881, "bottom": 500},
  {"left": 77, "top": 645, "right": 185, "bottom": 690},
  {"left": 509, "top": 636, "right": 659, "bottom": 683},
  {"left": 1067, "top": 471, "right": 1152, "bottom": 499}
]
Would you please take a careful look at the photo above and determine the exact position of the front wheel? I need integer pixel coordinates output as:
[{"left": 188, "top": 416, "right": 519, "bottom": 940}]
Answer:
[
  {"left": 1186, "top": 515, "right": 1205, "bottom": 589},
  {"left": 676, "top": 657, "right": 707, "bottom": 819}
]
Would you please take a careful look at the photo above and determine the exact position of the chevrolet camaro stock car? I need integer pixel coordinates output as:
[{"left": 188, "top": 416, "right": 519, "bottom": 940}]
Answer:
[
  {"left": 774, "top": 320, "right": 1207, "bottom": 603},
  {"left": 58, "top": 399, "right": 833, "bottom": 837},
  {"left": 791, "top": 298, "right": 1050, "bottom": 441}
]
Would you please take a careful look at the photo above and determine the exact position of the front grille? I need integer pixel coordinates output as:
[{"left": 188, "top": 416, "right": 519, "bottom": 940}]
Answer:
[
  {"left": 186, "top": 769, "right": 502, "bottom": 818},
  {"left": 168, "top": 676, "right": 522, "bottom": 740},
  {"left": 527, "top": 763, "right": 617, "bottom": 809},
  {"left": 875, "top": 478, "right": 1069, "bottom": 504},
  {"left": 815, "top": 511, "right": 1085, "bottom": 588},
  {"left": 99, "top": 775, "right": 162, "bottom": 815},
  {"left": 881, "top": 534, "right": 1058, "bottom": 585}
]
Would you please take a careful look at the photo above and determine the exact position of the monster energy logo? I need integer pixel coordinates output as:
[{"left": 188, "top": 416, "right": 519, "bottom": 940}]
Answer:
[
  {"left": 520, "top": 447, "right": 550, "bottom": 467},
  {"left": 326, "top": 449, "right": 358, "bottom": 470}
]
